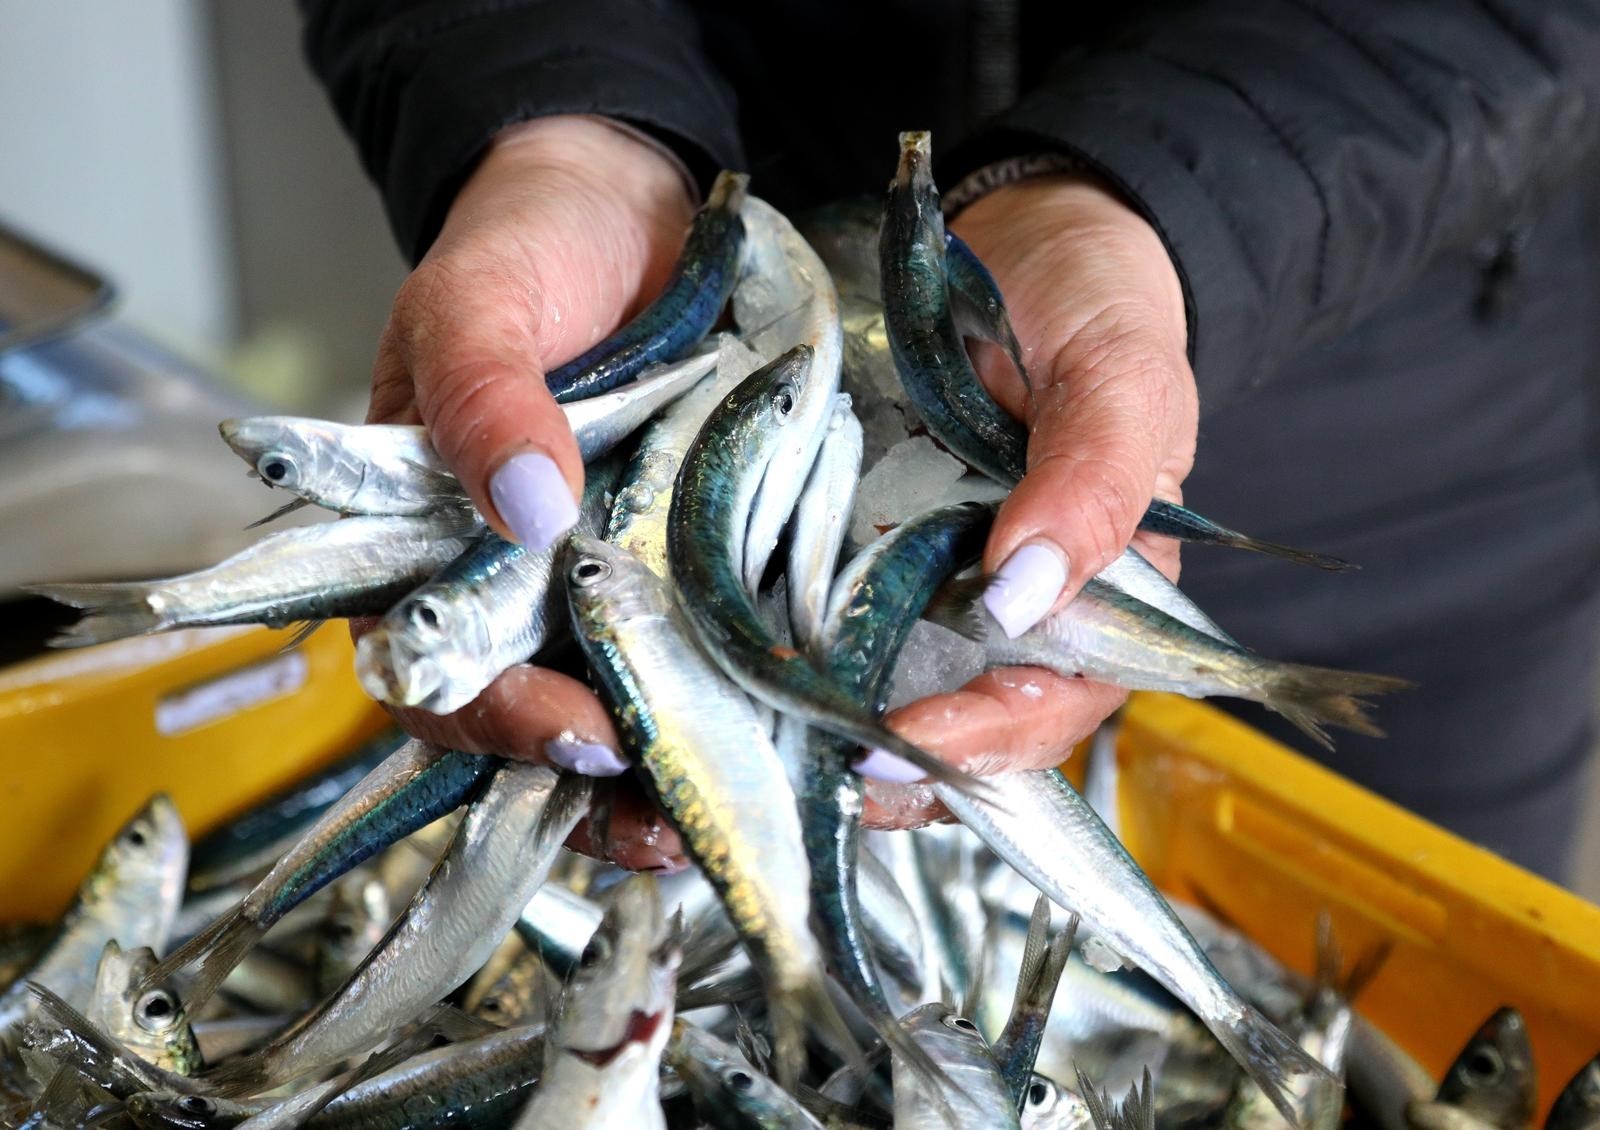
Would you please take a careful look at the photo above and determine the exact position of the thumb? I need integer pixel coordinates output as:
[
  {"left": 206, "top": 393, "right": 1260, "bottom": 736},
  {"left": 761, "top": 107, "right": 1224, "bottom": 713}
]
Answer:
[{"left": 373, "top": 117, "right": 694, "bottom": 550}]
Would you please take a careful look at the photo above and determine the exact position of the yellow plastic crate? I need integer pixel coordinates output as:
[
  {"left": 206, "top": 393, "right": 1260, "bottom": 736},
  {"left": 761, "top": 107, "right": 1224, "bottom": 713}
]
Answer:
[
  {"left": 0, "top": 625, "right": 387, "bottom": 921},
  {"left": 1085, "top": 693, "right": 1600, "bottom": 1118}
]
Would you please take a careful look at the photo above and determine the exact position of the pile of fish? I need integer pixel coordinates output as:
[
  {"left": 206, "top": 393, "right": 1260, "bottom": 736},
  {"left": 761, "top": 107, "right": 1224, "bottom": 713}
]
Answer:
[{"left": 5, "top": 130, "right": 1525, "bottom": 1127}]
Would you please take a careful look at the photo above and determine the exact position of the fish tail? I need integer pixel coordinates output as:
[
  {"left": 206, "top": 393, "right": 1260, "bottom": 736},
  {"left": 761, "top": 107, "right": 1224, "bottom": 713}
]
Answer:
[
  {"left": 146, "top": 906, "right": 266, "bottom": 1015},
  {"left": 1213, "top": 1004, "right": 1341, "bottom": 1130},
  {"left": 923, "top": 575, "right": 991, "bottom": 642},
  {"left": 1139, "top": 501, "right": 1354, "bottom": 571},
  {"left": 203, "top": 1046, "right": 275, "bottom": 1098},
  {"left": 768, "top": 975, "right": 862, "bottom": 1095},
  {"left": 1259, "top": 663, "right": 1414, "bottom": 750},
  {"left": 23, "top": 581, "right": 174, "bottom": 647}
]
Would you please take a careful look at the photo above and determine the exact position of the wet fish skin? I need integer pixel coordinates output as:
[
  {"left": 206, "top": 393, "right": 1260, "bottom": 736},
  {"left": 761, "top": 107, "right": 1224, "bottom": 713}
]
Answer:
[
  {"left": 668, "top": 1019, "right": 824, "bottom": 1129},
  {"left": 1022, "top": 1074, "right": 1095, "bottom": 1130},
  {"left": 511, "top": 877, "right": 679, "bottom": 1129},
  {"left": 29, "top": 511, "right": 478, "bottom": 648},
  {"left": 0, "top": 796, "right": 186, "bottom": 1038},
  {"left": 355, "top": 453, "right": 622, "bottom": 715},
  {"left": 547, "top": 171, "right": 747, "bottom": 403},
  {"left": 786, "top": 395, "right": 862, "bottom": 656},
  {"left": 936, "top": 769, "right": 1335, "bottom": 1129},
  {"left": 1434, "top": 1007, "right": 1536, "bottom": 1129},
  {"left": 148, "top": 740, "right": 494, "bottom": 1012},
  {"left": 87, "top": 944, "right": 200, "bottom": 1077},
  {"left": 893, "top": 1002, "right": 1020, "bottom": 1129},
  {"left": 208, "top": 761, "right": 588, "bottom": 1091},
  {"left": 945, "top": 230, "right": 1029, "bottom": 388},
  {"left": 734, "top": 195, "right": 845, "bottom": 593},
  {"left": 126, "top": 1090, "right": 256, "bottom": 1128},
  {"left": 607, "top": 335, "right": 768, "bottom": 581},
  {"left": 566, "top": 533, "right": 852, "bottom": 1088},
  {"left": 1547, "top": 1052, "right": 1600, "bottom": 1130},
  {"left": 941, "top": 576, "right": 1409, "bottom": 751},
  {"left": 666, "top": 346, "right": 977, "bottom": 790}
]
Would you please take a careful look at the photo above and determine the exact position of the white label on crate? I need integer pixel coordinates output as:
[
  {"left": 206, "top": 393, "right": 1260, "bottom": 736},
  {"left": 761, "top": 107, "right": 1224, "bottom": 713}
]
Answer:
[{"left": 155, "top": 650, "right": 309, "bottom": 736}]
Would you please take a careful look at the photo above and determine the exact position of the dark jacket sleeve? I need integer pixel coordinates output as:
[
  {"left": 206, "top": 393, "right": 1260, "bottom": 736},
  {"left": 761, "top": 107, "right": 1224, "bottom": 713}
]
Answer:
[
  {"left": 946, "top": 1, "right": 1600, "bottom": 407},
  {"left": 299, "top": 0, "right": 745, "bottom": 264}
]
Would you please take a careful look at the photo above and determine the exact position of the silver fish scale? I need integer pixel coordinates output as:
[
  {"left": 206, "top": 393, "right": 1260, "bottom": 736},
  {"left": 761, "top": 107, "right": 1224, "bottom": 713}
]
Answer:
[{"left": 894, "top": 1002, "right": 1021, "bottom": 1129}]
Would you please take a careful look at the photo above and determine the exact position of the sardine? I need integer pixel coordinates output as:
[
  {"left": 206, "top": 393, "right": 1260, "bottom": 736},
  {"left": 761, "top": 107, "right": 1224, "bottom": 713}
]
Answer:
[
  {"left": 86, "top": 943, "right": 200, "bottom": 1077},
  {"left": 668, "top": 1019, "right": 824, "bottom": 1129},
  {"left": 511, "top": 877, "right": 679, "bottom": 1129},
  {"left": 219, "top": 351, "right": 717, "bottom": 522},
  {"left": 0, "top": 797, "right": 186, "bottom": 1037},
  {"left": 1022, "top": 1074, "right": 1094, "bottom": 1130},
  {"left": 936, "top": 770, "right": 1334, "bottom": 1128},
  {"left": 208, "top": 762, "right": 587, "bottom": 1091},
  {"left": 1547, "top": 1053, "right": 1600, "bottom": 1130},
  {"left": 934, "top": 576, "right": 1410, "bottom": 750},
  {"left": 944, "top": 230, "right": 1028, "bottom": 388},
  {"left": 29, "top": 511, "right": 478, "bottom": 648},
  {"left": 546, "top": 171, "right": 747, "bottom": 403},
  {"left": 996, "top": 899, "right": 1077, "bottom": 1113},
  {"left": 1432, "top": 1008, "right": 1536, "bottom": 1129},
  {"left": 21, "top": 983, "right": 203, "bottom": 1100},
  {"left": 149, "top": 740, "right": 493, "bottom": 1013},
  {"left": 733, "top": 196, "right": 845, "bottom": 593},
  {"left": 894, "top": 1002, "right": 1020, "bottom": 1129},
  {"left": 354, "top": 454, "right": 621, "bottom": 714},
  {"left": 606, "top": 335, "right": 768, "bottom": 580},
  {"left": 786, "top": 396, "right": 862, "bottom": 655},
  {"left": 666, "top": 346, "right": 976, "bottom": 790},
  {"left": 565, "top": 534, "right": 853, "bottom": 1088}
]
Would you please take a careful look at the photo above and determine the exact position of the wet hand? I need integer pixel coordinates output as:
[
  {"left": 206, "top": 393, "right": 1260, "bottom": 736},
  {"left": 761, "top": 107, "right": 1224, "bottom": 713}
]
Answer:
[
  {"left": 359, "top": 115, "right": 694, "bottom": 869},
  {"left": 870, "top": 173, "right": 1197, "bottom": 820}
]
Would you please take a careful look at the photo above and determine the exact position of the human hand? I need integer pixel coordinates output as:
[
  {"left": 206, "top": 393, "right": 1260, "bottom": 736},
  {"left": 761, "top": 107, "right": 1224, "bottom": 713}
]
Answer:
[
  {"left": 865, "top": 173, "right": 1197, "bottom": 824},
  {"left": 360, "top": 115, "right": 695, "bottom": 869}
]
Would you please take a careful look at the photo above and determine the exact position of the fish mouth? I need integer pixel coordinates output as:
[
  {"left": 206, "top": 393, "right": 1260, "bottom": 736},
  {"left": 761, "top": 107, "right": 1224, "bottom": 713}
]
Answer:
[{"left": 569, "top": 1009, "right": 665, "bottom": 1068}]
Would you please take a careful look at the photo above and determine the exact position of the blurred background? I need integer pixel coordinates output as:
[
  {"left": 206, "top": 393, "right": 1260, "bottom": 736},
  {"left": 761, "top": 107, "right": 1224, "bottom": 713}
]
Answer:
[
  {"left": 2, "top": 0, "right": 1597, "bottom": 901},
  {"left": 0, "top": 0, "right": 402, "bottom": 420}
]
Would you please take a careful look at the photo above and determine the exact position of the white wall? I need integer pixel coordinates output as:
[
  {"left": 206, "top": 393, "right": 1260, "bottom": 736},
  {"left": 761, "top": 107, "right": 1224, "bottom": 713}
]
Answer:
[{"left": 0, "top": 0, "right": 235, "bottom": 360}]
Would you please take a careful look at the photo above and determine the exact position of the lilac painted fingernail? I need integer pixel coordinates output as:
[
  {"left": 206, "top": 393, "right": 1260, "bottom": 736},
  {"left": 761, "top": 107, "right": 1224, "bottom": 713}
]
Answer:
[
  {"left": 545, "top": 737, "right": 629, "bottom": 777},
  {"left": 984, "top": 542, "right": 1068, "bottom": 639},
  {"left": 855, "top": 747, "right": 928, "bottom": 783},
  {"left": 489, "top": 452, "right": 579, "bottom": 552}
]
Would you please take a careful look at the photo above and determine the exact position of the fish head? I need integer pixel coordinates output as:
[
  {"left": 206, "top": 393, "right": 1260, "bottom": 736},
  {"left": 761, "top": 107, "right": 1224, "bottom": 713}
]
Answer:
[
  {"left": 357, "top": 593, "right": 488, "bottom": 714},
  {"left": 1549, "top": 1053, "right": 1600, "bottom": 1130},
  {"left": 564, "top": 535, "right": 674, "bottom": 636},
  {"left": 124, "top": 1091, "right": 227, "bottom": 1128},
  {"left": 553, "top": 875, "right": 681, "bottom": 1072},
  {"left": 884, "top": 130, "right": 944, "bottom": 244},
  {"left": 669, "top": 1021, "right": 786, "bottom": 1120},
  {"left": 1438, "top": 1006, "right": 1536, "bottom": 1126},
  {"left": 218, "top": 416, "right": 336, "bottom": 495},
  {"left": 92, "top": 795, "right": 187, "bottom": 927},
  {"left": 717, "top": 344, "right": 815, "bottom": 452},
  {"left": 88, "top": 941, "right": 194, "bottom": 1071},
  {"left": 902, "top": 1001, "right": 992, "bottom": 1062},
  {"left": 1022, "top": 1073, "right": 1095, "bottom": 1130}
]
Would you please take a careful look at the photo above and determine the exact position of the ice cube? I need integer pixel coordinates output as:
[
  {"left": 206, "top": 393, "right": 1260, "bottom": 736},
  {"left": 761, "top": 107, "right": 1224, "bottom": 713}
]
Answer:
[
  {"left": 886, "top": 619, "right": 988, "bottom": 710},
  {"left": 848, "top": 435, "right": 967, "bottom": 546}
]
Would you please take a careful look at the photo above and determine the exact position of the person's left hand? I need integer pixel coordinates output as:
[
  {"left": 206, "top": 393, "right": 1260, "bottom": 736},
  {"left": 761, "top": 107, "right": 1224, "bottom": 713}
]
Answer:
[{"left": 863, "top": 173, "right": 1198, "bottom": 826}]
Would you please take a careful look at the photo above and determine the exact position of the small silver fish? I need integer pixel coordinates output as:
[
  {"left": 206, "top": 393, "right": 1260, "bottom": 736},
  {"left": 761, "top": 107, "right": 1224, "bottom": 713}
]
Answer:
[
  {"left": 893, "top": 1002, "right": 1020, "bottom": 1129},
  {"left": 786, "top": 395, "right": 863, "bottom": 655},
  {"left": 85, "top": 943, "right": 200, "bottom": 1077},
  {"left": 1432, "top": 1008, "right": 1536, "bottom": 1129}
]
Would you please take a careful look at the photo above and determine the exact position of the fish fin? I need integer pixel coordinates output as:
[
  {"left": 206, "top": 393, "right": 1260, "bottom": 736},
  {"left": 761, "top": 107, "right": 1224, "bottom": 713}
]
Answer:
[
  {"left": 278, "top": 620, "right": 325, "bottom": 651},
  {"left": 23, "top": 581, "right": 171, "bottom": 647},
  {"left": 732, "top": 1010, "right": 773, "bottom": 1077},
  {"left": 22, "top": 981, "right": 152, "bottom": 1092},
  {"left": 202, "top": 1046, "right": 271, "bottom": 1098},
  {"left": 1012, "top": 896, "right": 1053, "bottom": 1012},
  {"left": 1127, "top": 1066, "right": 1156, "bottom": 1130},
  {"left": 245, "top": 497, "right": 312, "bottom": 528},
  {"left": 1312, "top": 911, "right": 1341, "bottom": 999},
  {"left": 1313, "top": 914, "right": 1390, "bottom": 1007},
  {"left": 397, "top": 457, "right": 469, "bottom": 503},
  {"left": 1211, "top": 1004, "right": 1341, "bottom": 1130},
  {"left": 767, "top": 976, "right": 863, "bottom": 1096},
  {"left": 922, "top": 575, "right": 991, "bottom": 643},
  {"left": 1261, "top": 663, "right": 1415, "bottom": 750},
  {"left": 1342, "top": 939, "right": 1392, "bottom": 1004},
  {"left": 145, "top": 905, "right": 267, "bottom": 1017},
  {"left": 1138, "top": 503, "right": 1354, "bottom": 572},
  {"left": 1210, "top": 533, "right": 1354, "bottom": 572},
  {"left": 1078, "top": 1064, "right": 1116, "bottom": 1130},
  {"left": 676, "top": 969, "right": 764, "bottom": 1012}
]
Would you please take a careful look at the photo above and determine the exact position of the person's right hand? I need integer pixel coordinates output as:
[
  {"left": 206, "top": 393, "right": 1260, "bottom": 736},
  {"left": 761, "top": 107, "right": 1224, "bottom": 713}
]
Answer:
[{"left": 359, "top": 114, "right": 695, "bottom": 871}]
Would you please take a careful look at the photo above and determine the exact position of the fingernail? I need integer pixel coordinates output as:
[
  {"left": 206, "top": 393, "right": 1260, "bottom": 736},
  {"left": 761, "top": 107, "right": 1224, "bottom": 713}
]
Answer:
[
  {"left": 855, "top": 747, "right": 927, "bottom": 783},
  {"left": 984, "top": 541, "right": 1068, "bottom": 639},
  {"left": 545, "top": 737, "right": 629, "bottom": 777},
  {"left": 489, "top": 452, "right": 579, "bottom": 552}
]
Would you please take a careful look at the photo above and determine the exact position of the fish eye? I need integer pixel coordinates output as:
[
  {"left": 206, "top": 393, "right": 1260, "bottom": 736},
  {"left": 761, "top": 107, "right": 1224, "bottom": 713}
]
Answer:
[
  {"left": 579, "top": 932, "right": 612, "bottom": 968},
  {"left": 256, "top": 451, "right": 299, "bottom": 487},
  {"left": 406, "top": 599, "right": 445, "bottom": 636},
  {"left": 1028, "top": 1081, "right": 1050, "bottom": 1107},
  {"left": 771, "top": 384, "right": 796, "bottom": 416},
  {"left": 942, "top": 1014, "right": 978, "bottom": 1033},
  {"left": 570, "top": 557, "right": 612, "bottom": 587},
  {"left": 179, "top": 1096, "right": 213, "bottom": 1114},
  {"left": 723, "top": 1068, "right": 755, "bottom": 1093},
  {"left": 136, "top": 989, "right": 178, "bottom": 1031},
  {"left": 123, "top": 824, "right": 149, "bottom": 849},
  {"left": 1464, "top": 1046, "right": 1504, "bottom": 1085}
]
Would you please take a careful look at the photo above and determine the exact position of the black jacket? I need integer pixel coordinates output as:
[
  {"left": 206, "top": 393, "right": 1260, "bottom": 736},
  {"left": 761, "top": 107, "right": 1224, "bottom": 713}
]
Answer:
[{"left": 301, "top": 1, "right": 1600, "bottom": 877}]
